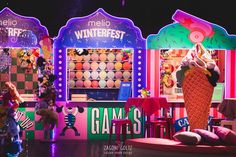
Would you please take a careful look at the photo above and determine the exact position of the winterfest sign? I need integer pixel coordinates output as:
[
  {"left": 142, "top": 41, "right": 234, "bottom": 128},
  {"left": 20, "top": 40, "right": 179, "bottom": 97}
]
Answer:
[
  {"left": 74, "top": 19, "right": 126, "bottom": 40},
  {"left": 0, "top": 7, "right": 48, "bottom": 47},
  {"left": 54, "top": 8, "right": 145, "bottom": 48}
]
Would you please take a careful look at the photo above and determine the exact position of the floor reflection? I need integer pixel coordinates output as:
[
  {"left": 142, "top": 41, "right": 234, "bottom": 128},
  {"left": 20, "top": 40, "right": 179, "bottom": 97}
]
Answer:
[{"left": 18, "top": 140, "right": 129, "bottom": 157}]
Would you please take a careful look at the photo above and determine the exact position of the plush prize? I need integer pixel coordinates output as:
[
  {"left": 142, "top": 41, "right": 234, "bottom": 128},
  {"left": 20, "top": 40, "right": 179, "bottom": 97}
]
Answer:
[
  {"left": 122, "top": 49, "right": 132, "bottom": 62},
  {"left": 56, "top": 106, "right": 84, "bottom": 136},
  {"left": 36, "top": 108, "right": 58, "bottom": 130},
  {"left": 74, "top": 48, "right": 89, "bottom": 56},
  {"left": 2, "top": 82, "right": 24, "bottom": 110},
  {"left": 138, "top": 88, "right": 150, "bottom": 98}
]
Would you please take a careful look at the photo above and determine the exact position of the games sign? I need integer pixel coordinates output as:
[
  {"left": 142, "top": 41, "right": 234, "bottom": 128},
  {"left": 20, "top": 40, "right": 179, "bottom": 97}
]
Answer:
[{"left": 87, "top": 102, "right": 143, "bottom": 140}]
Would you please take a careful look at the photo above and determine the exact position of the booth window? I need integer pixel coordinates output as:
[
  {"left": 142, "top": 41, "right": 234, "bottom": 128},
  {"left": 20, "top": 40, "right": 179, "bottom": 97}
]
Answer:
[
  {"left": 66, "top": 48, "right": 133, "bottom": 100},
  {"left": 159, "top": 49, "right": 225, "bottom": 102}
]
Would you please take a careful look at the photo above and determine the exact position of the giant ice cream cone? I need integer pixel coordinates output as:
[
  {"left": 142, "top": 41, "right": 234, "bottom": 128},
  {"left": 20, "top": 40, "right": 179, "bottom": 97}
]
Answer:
[
  {"left": 176, "top": 43, "right": 220, "bottom": 131},
  {"left": 182, "top": 67, "right": 214, "bottom": 130}
]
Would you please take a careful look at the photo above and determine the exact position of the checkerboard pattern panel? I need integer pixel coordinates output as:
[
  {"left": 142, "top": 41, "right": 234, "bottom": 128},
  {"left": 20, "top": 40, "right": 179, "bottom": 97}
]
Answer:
[
  {"left": 0, "top": 70, "right": 9, "bottom": 94},
  {"left": 17, "top": 107, "right": 44, "bottom": 140},
  {"left": 0, "top": 48, "right": 38, "bottom": 95}
]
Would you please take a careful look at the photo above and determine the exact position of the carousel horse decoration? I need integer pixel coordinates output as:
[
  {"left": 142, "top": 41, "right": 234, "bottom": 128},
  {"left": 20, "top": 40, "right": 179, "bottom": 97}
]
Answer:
[{"left": 0, "top": 82, "right": 23, "bottom": 157}]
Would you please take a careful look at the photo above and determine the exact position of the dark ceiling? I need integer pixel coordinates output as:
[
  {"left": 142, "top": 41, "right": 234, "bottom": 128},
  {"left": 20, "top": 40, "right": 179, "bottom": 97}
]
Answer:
[{"left": 1, "top": 0, "right": 236, "bottom": 38}]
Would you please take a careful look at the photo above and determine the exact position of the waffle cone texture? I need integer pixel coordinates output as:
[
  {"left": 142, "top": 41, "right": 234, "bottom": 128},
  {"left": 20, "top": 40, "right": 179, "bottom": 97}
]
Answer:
[{"left": 182, "top": 67, "right": 214, "bottom": 131}]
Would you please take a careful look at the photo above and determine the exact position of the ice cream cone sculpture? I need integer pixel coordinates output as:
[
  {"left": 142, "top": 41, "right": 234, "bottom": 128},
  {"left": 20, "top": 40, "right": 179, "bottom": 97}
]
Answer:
[{"left": 176, "top": 43, "right": 220, "bottom": 131}]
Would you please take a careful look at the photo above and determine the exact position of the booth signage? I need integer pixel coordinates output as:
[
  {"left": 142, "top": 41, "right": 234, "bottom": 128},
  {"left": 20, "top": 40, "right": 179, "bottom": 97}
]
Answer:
[
  {"left": 74, "top": 19, "right": 126, "bottom": 40},
  {"left": 87, "top": 104, "right": 143, "bottom": 140},
  {"left": 174, "top": 116, "right": 213, "bottom": 132},
  {"left": 0, "top": 7, "right": 48, "bottom": 47}
]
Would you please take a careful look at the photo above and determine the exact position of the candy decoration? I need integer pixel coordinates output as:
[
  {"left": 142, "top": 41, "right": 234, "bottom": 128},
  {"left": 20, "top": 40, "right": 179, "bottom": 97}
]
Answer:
[
  {"left": 69, "top": 62, "right": 75, "bottom": 70},
  {"left": 107, "top": 53, "right": 115, "bottom": 62},
  {"left": 69, "top": 80, "right": 75, "bottom": 88},
  {"left": 106, "top": 79, "right": 115, "bottom": 88},
  {"left": 99, "top": 53, "right": 107, "bottom": 61},
  {"left": 75, "top": 71, "right": 83, "bottom": 79},
  {"left": 99, "top": 70, "right": 107, "bottom": 79},
  {"left": 91, "top": 53, "right": 99, "bottom": 61},
  {"left": 91, "top": 80, "right": 99, "bottom": 88},
  {"left": 107, "top": 71, "right": 115, "bottom": 79},
  {"left": 106, "top": 62, "right": 114, "bottom": 71},
  {"left": 83, "top": 62, "right": 90, "bottom": 70},
  {"left": 123, "top": 62, "right": 132, "bottom": 70},
  {"left": 116, "top": 53, "right": 123, "bottom": 61},
  {"left": 115, "top": 79, "right": 121, "bottom": 88},
  {"left": 115, "top": 71, "right": 123, "bottom": 79},
  {"left": 69, "top": 72, "right": 75, "bottom": 78},
  {"left": 75, "top": 62, "right": 83, "bottom": 70},
  {"left": 99, "top": 62, "right": 106, "bottom": 70},
  {"left": 91, "top": 71, "right": 99, "bottom": 79},
  {"left": 91, "top": 61, "right": 99, "bottom": 70},
  {"left": 115, "top": 62, "right": 122, "bottom": 71},
  {"left": 83, "top": 71, "right": 91, "bottom": 79},
  {"left": 99, "top": 80, "right": 106, "bottom": 88},
  {"left": 123, "top": 71, "right": 131, "bottom": 80},
  {"left": 76, "top": 80, "right": 84, "bottom": 87},
  {"left": 84, "top": 80, "right": 91, "bottom": 88}
]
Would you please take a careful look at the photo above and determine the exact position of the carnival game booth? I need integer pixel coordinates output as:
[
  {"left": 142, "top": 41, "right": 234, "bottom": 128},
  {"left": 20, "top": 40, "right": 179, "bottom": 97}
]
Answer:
[
  {"left": 146, "top": 9, "right": 236, "bottom": 131},
  {"left": 0, "top": 7, "right": 54, "bottom": 140},
  {"left": 53, "top": 8, "right": 146, "bottom": 140},
  {"left": 125, "top": 9, "right": 236, "bottom": 157}
]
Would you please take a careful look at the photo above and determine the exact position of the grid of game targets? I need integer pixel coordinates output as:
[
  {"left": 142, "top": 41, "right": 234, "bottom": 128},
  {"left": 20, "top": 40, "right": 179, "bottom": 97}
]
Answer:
[{"left": 0, "top": 48, "right": 38, "bottom": 94}]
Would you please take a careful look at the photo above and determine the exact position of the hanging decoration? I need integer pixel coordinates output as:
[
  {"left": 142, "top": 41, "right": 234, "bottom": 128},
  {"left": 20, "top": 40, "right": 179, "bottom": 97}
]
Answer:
[
  {"left": 18, "top": 30, "right": 37, "bottom": 47},
  {"left": 39, "top": 36, "right": 53, "bottom": 60},
  {"left": 0, "top": 48, "right": 11, "bottom": 72},
  {"left": 18, "top": 48, "right": 39, "bottom": 70}
]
